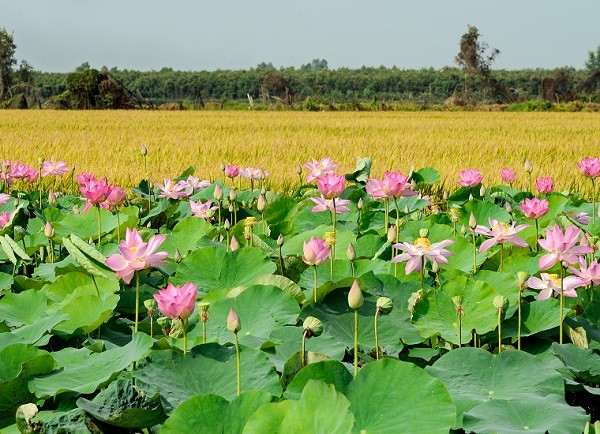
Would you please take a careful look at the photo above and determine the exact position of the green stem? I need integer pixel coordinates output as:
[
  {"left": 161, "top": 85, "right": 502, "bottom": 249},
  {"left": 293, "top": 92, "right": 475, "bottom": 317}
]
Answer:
[
  {"left": 559, "top": 266, "right": 564, "bottom": 345},
  {"left": 353, "top": 308, "right": 359, "bottom": 377},
  {"left": 150, "top": 317, "right": 153, "bottom": 339},
  {"left": 97, "top": 205, "right": 102, "bottom": 247},
  {"left": 332, "top": 198, "right": 337, "bottom": 274},
  {"left": 301, "top": 330, "right": 307, "bottom": 368},
  {"left": 235, "top": 332, "right": 241, "bottom": 396},
  {"left": 384, "top": 200, "right": 389, "bottom": 234},
  {"left": 374, "top": 310, "right": 380, "bottom": 360},
  {"left": 116, "top": 211, "right": 121, "bottom": 243},
  {"left": 351, "top": 260, "right": 355, "bottom": 278},
  {"left": 183, "top": 318, "right": 188, "bottom": 355},
  {"left": 535, "top": 219, "right": 539, "bottom": 253},
  {"left": 497, "top": 309, "right": 502, "bottom": 353},
  {"left": 313, "top": 265, "right": 318, "bottom": 303},
  {"left": 420, "top": 256, "right": 425, "bottom": 290},
  {"left": 592, "top": 178, "right": 596, "bottom": 227},
  {"left": 500, "top": 244, "right": 503, "bottom": 273},
  {"left": 517, "top": 288, "right": 522, "bottom": 350},
  {"left": 472, "top": 230, "right": 477, "bottom": 274},
  {"left": 134, "top": 272, "right": 140, "bottom": 334},
  {"left": 278, "top": 246, "right": 285, "bottom": 275},
  {"left": 458, "top": 309, "right": 462, "bottom": 348},
  {"left": 202, "top": 320, "right": 207, "bottom": 344}
]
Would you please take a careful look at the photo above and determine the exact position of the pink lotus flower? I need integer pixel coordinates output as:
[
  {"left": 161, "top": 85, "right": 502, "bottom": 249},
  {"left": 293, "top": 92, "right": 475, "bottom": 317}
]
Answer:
[
  {"left": 520, "top": 198, "right": 549, "bottom": 219},
  {"left": 475, "top": 219, "right": 529, "bottom": 252},
  {"left": 190, "top": 200, "right": 218, "bottom": 220},
  {"left": 224, "top": 165, "right": 240, "bottom": 178},
  {"left": 42, "top": 157, "right": 69, "bottom": 177},
  {"left": 240, "top": 167, "right": 269, "bottom": 180},
  {"left": 76, "top": 172, "right": 96, "bottom": 185},
  {"left": 310, "top": 196, "right": 351, "bottom": 214},
  {"left": 526, "top": 273, "right": 585, "bottom": 300},
  {"left": 366, "top": 171, "right": 416, "bottom": 199},
  {"left": 0, "top": 211, "right": 11, "bottom": 227},
  {"left": 80, "top": 177, "right": 112, "bottom": 205},
  {"left": 535, "top": 177, "right": 553, "bottom": 194},
  {"left": 9, "top": 162, "right": 36, "bottom": 180},
  {"left": 577, "top": 157, "right": 600, "bottom": 178},
  {"left": 156, "top": 179, "right": 190, "bottom": 200},
  {"left": 100, "top": 186, "right": 126, "bottom": 211},
  {"left": 23, "top": 166, "right": 38, "bottom": 182},
  {"left": 458, "top": 168, "right": 483, "bottom": 187},
  {"left": 184, "top": 176, "right": 210, "bottom": 194},
  {"left": 569, "top": 257, "right": 600, "bottom": 287},
  {"left": 392, "top": 237, "right": 454, "bottom": 274},
  {"left": 0, "top": 193, "right": 11, "bottom": 206},
  {"left": 538, "top": 224, "right": 593, "bottom": 270},
  {"left": 302, "top": 237, "right": 331, "bottom": 266},
  {"left": 106, "top": 228, "right": 169, "bottom": 284},
  {"left": 566, "top": 211, "right": 591, "bottom": 225},
  {"left": 501, "top": 168, "right": 516, "bottom": 184},
  {"left": 153, "top": 282, "right": 198, "bottom": 319},
  {"left": 304, "top": 157, "right": 339, "bottom": 183},
  {"left": 317, "top": 173, "right": 345, "bottom": 199}
]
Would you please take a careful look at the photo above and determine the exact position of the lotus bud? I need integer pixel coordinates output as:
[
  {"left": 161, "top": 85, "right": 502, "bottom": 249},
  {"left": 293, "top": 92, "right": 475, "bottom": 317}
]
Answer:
[
  {"left": 147, "top": 221, "right": 152, "bottom": 228},
  {"left": 347, "top": 243, "right": 356, "bottom": 261},
  {"left": 174, "top": 248, "right": 182, "bottom": 263},
  {"left": 48, "top": 190, "right": 56, "bottom": 205},
  {"left": 141, "top": 144, "right": 148, "bottom": 156},
  {"left": 260, "top": 185, "right": 267, "bottom": 195},
  {"left": 431, "top": 259, "right": 440, "bottom": 274},
  {"left": 460, "top": 224, "right": 467, "bottom": 235},
  {"left": 230, "top": 235, "right": 240, "bottom": 251},
  {"left": 72, "top": 205, "right": 80, "bottom": 215},
  {"left": 387, "top": 225, "right": 397, "bottom": 243},
  {"left": 228, "top": 204, "right": 234, "bottom": 213},
  {"left": 220, "top": 162, "right": 226, "bottom": 172},
  {"left": 505, "top": 202, "right": 513, "bottom": 213},
  {"left": 449, "top": 207, "right": 460, "bottom": 223},
  {"left": 157, "top": 316, "right": 170, "bottom": 335},
  {"left": 443, "top": 191, "right": 449, "bottom": 201},
  {"left": 325, "top": 231, "right": 336, "bottom": 247},
  {"left": 213, "top": 184, "right": 223, "bottom": 201},
  {"left": 227, "top": 308, "right": 241, "bottom": 333},
  {"left": 493, "top": 295, "right": 508, "bottom": 311},
  {"left": 303, "top": 316, "right": 323, "bottom": 338},
  {"left": 376, "top": 296, "right": 393, "bottom": 315},
  {"left": 144, "top": 299, "right": 157, "bottom": 317},
  {"left": 257, "top": 194, "right": 267, "bottom": 212},
  {"left": 44, "top": 222, "right": 54, "bottom": 238},
  {"left": 229, "top": 188, "right": 237, "bottom": 201},
  {"left": 348, "top": 279, "right": 364, "bottom": 309},
  {"left": 404, "top": 205, "right": 410, "bottom": 214},
  {"left": 198, "top": 301, "right": 210, "bottom": 322},
  {"left": 296, "top": 164, "right": 303, "bottom": 175},
  {"left": 224, "top": 219, "right": 231, "bottom": 231},
  {"left": 468, "top": 193, "right": 474, "bottom": 202},
  {"left": 277, "top": 233, "right": 284, "bottom": 247},
  {"left": 419, "top": 228, "right": 429, "bottom": 238},
  {"left": 517, "top": 272, "right": 529, "bottom": 290},
  {"left": 13, "top": 225, "right": 25, "bottom": 242},
  {"left": 258, "top": 170, "right": 266, "bottom": 181},
  {"left": 524, "top": 159, "right": 533, "bottom": 173},
  {"left": 431, "top": 205, "right": 440, "bottom": 215},
  {"left": 357, "top": 198, "right": 364, "bottom": 210},
  {"left": 245, "top": 216, "right": 258, "bottom": 228},
  {"left": 479, "top": 185, "right": 486, "bottom": 197},
  {"left": 469, "top": 213, "right": 477, "bottom": 230},
  {"left": 410, "top": 180, "right": 417, "bottom": 190}
]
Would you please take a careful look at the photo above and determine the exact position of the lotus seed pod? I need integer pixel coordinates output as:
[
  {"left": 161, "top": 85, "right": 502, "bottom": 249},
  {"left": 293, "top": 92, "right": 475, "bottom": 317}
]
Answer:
[
  {"left": 347, "top": 243, "right": 356, "bottom": 261},
  {"left": 479, "top": 185, "right": 486, "bottom": 197},
  {"left": 469, "top": 213, "right": 477, "bottom": 230},
  {"left": 48, "top": 190, "right": 56, "bottom": 205},
  {"left": 296, "top": 164, "right": 303, "bottom": 175},
  {"left": 460, "top": 224, "right": 467, "bottom": 235},
  {"left": 16, "top": 403, "right": 38, "bottom": 434},
  {"left": 198, "top": 301, "right": 210, "bottom": 322},
  {"left": 245, "top": 216, "right": 258, "bottom": 227},
  {"left": 227, "top": 308, "right": 241, "bottom": 333},
  {"left": 37, "top": 157, "right": 45, "bottom": 165},
  {"left": 357, "top": 197, "right": 364, "bottom": 210},
  {"left": 452, "top": 295, "right": 463, "bottom": 307},
  {"left": 13, "top": 225, "right": 26, "bottom": 242},
  {"left": 303, "top": 316, "right": 323, "bottom": 337},
  {"left": 348, "top": 279, "right": 364, "bottom": 309},
  {"left": 493, "top": 295, "right": 508, "bottom": 311},
  {"left": 157, "top": 316, "right": 170, "bottom": 330},
  {"left": 144, "top": 299, "right": 157, "bottom": 316},
  {"left": 449, "top": 207, "right": 460, "bottom": 223},
  {"left": 419, "top": 228, "right": 429, "bottom": 238},
  {"left": 277, "top": 233, "right": 284, "bottom": 247},
  {"left": 174, "top": 248, "right": 182, "bottom": 263},
  {"left": 230, "top": 235, "right": 240, "bottom": 251},
  {"left": 376, "top": 296, "right": 393, "bottom": 315},
  {"left": 213, "top": 184, "right": 223, "bottom": 201},
  {"left": 257, "top": 194, "right": 267, "bottom": 212},
  {"left": 141, "top": 144, "right": 148, "bottom": 156},
  {"left": 229, "top": 188, "right": 237, "bottom": 201},
  {"left": 325, "top": 231, "right": 336, "bottom": 247},
  {"left": 387, "top": 225, "right": 397, "bottom": 244},
  {"left": 524, "top": 159, "right": 533, "bottom": 173}
]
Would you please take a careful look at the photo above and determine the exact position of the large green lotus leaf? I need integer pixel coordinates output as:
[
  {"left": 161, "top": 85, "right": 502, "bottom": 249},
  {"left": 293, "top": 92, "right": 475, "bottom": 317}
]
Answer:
[
  {"left": 463, "top": 395, "right": 589, "bottom": 434},
  {"left": 281, "top": 226, "right": 356, "bottom": 261},
  {"left": 459, "top": 200, "right": 511, "bottom": 229},
  {"left": 187, "top": 285, "right": 299, "bottom": 348},
  {"left": 347, "top": 358, "right": 455, "bottom": 434},
  {"left": 160, "top": 216, "right": 215, "bottom": 256},
  {"left": 161, "top": 391, "right": 272, "bottom": 434},
  {"left": 298, "top": 258, "right": 390, "bottom": 291},
  {"left": 502, "top": 252, "right": 542, "bottom": 275},
  {"left": 284, "top": 360, "right": 353, "bottom": 400},
  {"left": 444, "top": 236, "right": 487, "bottom": 273},
  {"left": 0, "top": 272, "right": 13, "bottom": 294},
  {"left": 398, "top": 222, "right": 454, "bottom": 243},
  {"left": 172, "top": 246, "right": 277, "bottom": 301},
  {"left": 550, "top": 343, "right": 600, "bottom": 384},
  {"left": 427, "top": 347, "right": 567, "bottom": 428},
  {"left": 411, "top": 166, "right": 441, "bottom": 185},
  {"left": 51, "top": 347, "right": 93, "bottom": 369},
  {"left": 267, "top": 326, "right": 347, "bottom": 372},
  {"left": 39, "top": 408, "right": 100, "bottom": 434},
  {"left": 503, "top": 298, "right": 561, "bottom": 338},
  {"left": 54, "top": 206, "right": 120, "bottom": 240},
  {"left": 134, "top": 343, "right": 282, "bottom": 413},
  {"left": 474, "top": 270, "right": 520, "bottom": 306},
  {"left": 353, "top": 233, "right": 385, "bottom": 258},
  {"left": 254, "top": 274, "right": 304, "bottom": 304},
  {"left": 0, "top": 344, "right": 55, "bottom": 428},
  {"left": 413, "top": 276, "right": 500, "bottom": 344},
  {"left": 29, "top": 333, "right": 153, "bottom": 398},
  {"left": 0, "top": 313, "right": 68, "bottom": 351},
  {"left": 0, "top": 289, "right": 48, "bottom": 327},
  {"left": 76, "top": 377, "right": 166, "bottom": 429},
  {"left": 243, "top": 380, "right": 354, "bottom": 434}
]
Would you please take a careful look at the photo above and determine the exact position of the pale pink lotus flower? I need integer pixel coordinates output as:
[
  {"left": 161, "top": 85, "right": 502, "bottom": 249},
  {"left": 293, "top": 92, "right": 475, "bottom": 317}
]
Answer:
[
  {"left": 156, "top": 178, "right": 190, "bottom": 200},
  {"left": 0, "top": 193, "right": 11, "bottom": 206},
  {"left": 76, "top": 172, "right": 96, "bottom": 186},
  {"left": 317, "top": 173, "right": 346, "bottom": 199},
  {"left": 566, "top": 211, "right": 591, "bottom": 225},
  {"left": 100, "top": 186, "right": 126, "bottom": 211},
  {"left": 526, "top": 273, "right": 585, "bottom": 300},
  {"left": 80, "top": 177, "right": 112, "bottom": 205},
  {"left": 24, "top": 166, "right": 38, "bottom": 182},
  {"left": 365, "top": 178, "right": 387, "bottom": 199},
  {"left": 392, "top": 237, "right": 454, "bottom": 274},
  {"left": 501, "top": 168, "right": 516, "bottom": 184},
  {"left": 366, "top": 171, "right": 416, "bottom": 199},
  {"left": 302, "top": 237, "right": 331, "bottom": 266},
  {"left": 240, "top": 167, "right": 269, "bottom": 180},
  {"left": 106, "top": 228, "right": 169, "bottom": 284},
  {"left": 42, "top": 157, "right": 69, "bottom": 177},
  {"left": 535, "top": 177, "right": 553, "bottom": 194},
  {"left": 569, "top": 257, "right": 600, "bottom": 287},
  {"left": 538, "top": 224, "right": 593, "bottom": 270},
  {"left": 0, "top": 211, "right": 11, "bottom": 227},
  {"left": 190, "top": 200, "right": 218, "bottom": 220},
  {"left": 520, "top": 198, "right": 549, "bottom": 219},
  {"left": 9, "top": 162, "right": 38, "bottom": 181},
  {"left": 310, "top": 196, "right": 351, "bottom": 214},
  {"left": 184, "top": 176, "right": 210, "bottom": 195},
  {"left": 304, "top": 157, "right": 339, "bottom": 183},
  {"left": 153, "top": 282, "right": 198, "bottom": 320},
  {"left": 475, "top": 219, "right": 529, "bottom": 252},
  {"left": 458, "top": 168, "right": 483, "bottom": 187},
  {"left": 224, "top": 165, "right": 240, "bottom": 178},
  {"left": 577, "top": 157, "right": 600, "bottom": 178}
]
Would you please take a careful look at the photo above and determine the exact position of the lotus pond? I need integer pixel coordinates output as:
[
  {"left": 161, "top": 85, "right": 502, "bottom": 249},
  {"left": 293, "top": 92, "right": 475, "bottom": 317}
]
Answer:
[{"left": 1, "top": 157, "right": 600, "bottom": 433}]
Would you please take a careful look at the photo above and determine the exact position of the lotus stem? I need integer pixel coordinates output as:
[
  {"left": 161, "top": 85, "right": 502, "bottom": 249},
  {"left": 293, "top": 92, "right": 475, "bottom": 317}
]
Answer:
[
  {"left": 97, "top": 205, "right": 102, "bottom": 247},
  {"left": 559, "top": 265, "right": 564, "bottom": 344},
  {"left": 499, "top": 244, "right": 503, "bottom": 272},
  {"left": 353, "top": 308, "right": 359, "bottom": 377},
  {"left": 458, "top": 310, "right": 462, "bottom": 348},
  {"left": 183, "top": 318, "right": 188, "bottom": 356},
  {"left": 517, "top": 287, "right": 522, "bottom": 350},
  {"left": 384, "top": 200, "right": 389, "bottom": 234},
  {"left": 420, "top": 256, "right": 425, "bottom": 290},
  {"left": 497, "top": 308, "right": 502, "bottom": 353},
  {"left": 235, "top": 332, "right": 241, "bottom": 396},
  {"left": 592, "top": 178, "right": 596, "bottom": 226},
  {"left": 301, "top": 329, "right": 308, "bottom": 368},
  {"left": 116, "top": 211, "right": 121, "bottom": 243},
  {"left": 374, "top": 309, "right": 380, "bottom": 360},
  {"left": 534, "top": 219, "right": 539, "bottom": 253},
  {"left": 313, "top": 265, "right": 318, "bottom": 303},
  {"left": 472, "top": 230, "right": 477, "bottom": 274},
  {"left": 332, "top": 198, "right": 337, "bottom": 274},
  {"left": 134, "top": 272, "right": 140, "bottom": 334}
]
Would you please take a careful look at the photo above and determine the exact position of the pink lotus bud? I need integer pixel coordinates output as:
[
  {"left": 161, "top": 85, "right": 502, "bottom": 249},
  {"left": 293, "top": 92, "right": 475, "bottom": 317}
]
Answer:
[
  {"left": 213, "top": 185, "right": 223, "bottom": 201},
  {"left": 44, "top": 221, "right": 54, "bottom": 238},
  {"left": 302, "top": 237, "right": 331, "bottom": 266},
  {"left": 224, "top": 165, "right": 240, "bottom": 179},
  {"left": 347, "top": 243, "right": 356, "bottom": 261},
  {"left": 48, "top": 190, "right": 56, "bottom": 205},
  {"left": 535, "top": 177, "right": 553, "bottom": 194},
  {"left": 227, "top": 308, "right": 241, "bottom": 333},
  {"left": 348, "top": 280, "right": 364, "bottom": 309},
  {"left": 524, "top": 159, "right": 533, "bottom": 173},
  {"left": 230, "top": 235, "right": 240, "bottom": 251},
  {"left": 501, "top": 168, "right": 516, "bottom": 184},
  {"left": 387, "top": 226, "right": 397, "bottom": 244}
]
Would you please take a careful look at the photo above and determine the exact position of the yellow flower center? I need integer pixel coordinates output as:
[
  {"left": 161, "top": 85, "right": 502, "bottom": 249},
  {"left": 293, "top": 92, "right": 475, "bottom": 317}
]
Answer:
[
  {"left": 129, "top": 246, "right": 137, "bottom": 253},
  {"left": 492, "top": 222, "right": 509, "bottom": 236},
  {"left": 414, "top": 237, "right": 431, "bottom": 250},
  {"left": 548, "top": 274, "right": 561, "bottom": 287}
]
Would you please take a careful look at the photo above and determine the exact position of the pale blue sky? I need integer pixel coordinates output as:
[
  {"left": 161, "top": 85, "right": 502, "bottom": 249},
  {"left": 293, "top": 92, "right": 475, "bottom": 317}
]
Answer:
[{"left": 1, "top": 0, "right": 599, "bottom": 72}]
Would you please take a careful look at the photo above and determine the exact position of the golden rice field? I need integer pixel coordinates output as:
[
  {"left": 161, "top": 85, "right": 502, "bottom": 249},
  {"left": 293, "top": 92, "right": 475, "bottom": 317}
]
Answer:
[{"left": 1, "top": 110, "right": 599, "bottom": 193}]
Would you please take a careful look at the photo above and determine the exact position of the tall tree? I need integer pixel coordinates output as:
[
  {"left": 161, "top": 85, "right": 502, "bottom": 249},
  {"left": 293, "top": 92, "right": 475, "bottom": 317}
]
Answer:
[
  {"left": 585, "top": 45, "right": 600, "bottom": 72},
  {"left": 0, "top": 27, "right": 17, "bottom": 101}
]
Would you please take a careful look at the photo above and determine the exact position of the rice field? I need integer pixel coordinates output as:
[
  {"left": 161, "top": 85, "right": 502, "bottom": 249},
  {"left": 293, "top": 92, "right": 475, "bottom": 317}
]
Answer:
[{"left": 1, "top": 110, "right": 599, "bottom": 192}]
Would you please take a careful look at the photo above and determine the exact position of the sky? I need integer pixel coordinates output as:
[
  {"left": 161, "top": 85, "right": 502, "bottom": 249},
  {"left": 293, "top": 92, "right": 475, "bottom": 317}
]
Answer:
[{"left": 1, "top": 0, "right": 599, "bottom": 72}]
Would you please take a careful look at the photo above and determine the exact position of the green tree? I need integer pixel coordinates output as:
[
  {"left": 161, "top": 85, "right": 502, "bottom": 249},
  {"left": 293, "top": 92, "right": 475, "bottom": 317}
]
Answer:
[
  {"left": 0, "top": 27, "right": 17, "bottom": 101},
  {"left": 585, "top": 45, "right": 600, "bottom": 72}
]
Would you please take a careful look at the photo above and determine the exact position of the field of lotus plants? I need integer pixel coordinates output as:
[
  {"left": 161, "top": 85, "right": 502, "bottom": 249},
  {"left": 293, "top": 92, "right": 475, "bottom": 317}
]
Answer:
[{"left": 1, "top": 154, "right": 600, "bottom": 433}]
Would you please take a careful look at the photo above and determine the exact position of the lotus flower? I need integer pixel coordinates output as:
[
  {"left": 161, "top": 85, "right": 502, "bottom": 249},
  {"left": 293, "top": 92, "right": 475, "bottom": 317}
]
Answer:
[
  {"left": 190, "top": 199, "right": 218, "bottom": 220},
  {"left": 526, "top": 273, "right": 585, "bottom": 300},
  {"left": 317, "top": 173, "right": 345, "bottom": 199},
  {"left": 184, "top": 176, "right": 210, "bottom": 195},
  {"left": 501, "top": 167, "right": 516, "bottom": 184},
  {"left": 0, "top": 211, "right": 11, "bottom": 227},
  {"left": 106, "top": 228, "right": 168, "bottom": 284},
  {"left": 304, "top": 157, "right": 339, "bottom": 183},
  {"left": 538, "top": 224, "right": 592, "bottom": 270},
  {"left": 458, "top": 168, "right": 483, "bottom": 187},
  {"left": 0, "top": 193, "right": 11, "bottom": 206},
  {"left": 42, "top": 157, "right": 69, "bottom": 177},
  {"left": 156, "top": 178, "right": 189, "bottom": 200},
  {"left": 80, "top": 176, "right": 112, "bottom": 208},
  {"left": 153, "top": 282, "right": 198, "bottom": 319},
  {"left": 366, "top": 171, "right": 416, "bottom": 199},
  {"left": 475, "top": 218, "right": 529, "bottom": 252},
  {"left": 569, "top": 257, "right": 600, "bottom": 287},
  {"left": 10, "top": 162, "right": 38, "bottom": 181},
  {"left": 567, "top": 211, "right": 591, "bottom": 225},
  {"left": 76, "top": 172, "right": 96, "bottom": 185},
  {"left": 577, "top": 157, "right": 600, "bottom": 178},
  {"left": 520, "top": 198, "right": 549, "bottom": 219},
  {"left": 310, "top": 196, "right": 351, "bottom": 214},
  {"left": 535, "top": 177, "right": 553, "bottom": 194},
  {"left": 224, "top": 165, "right": 240, "bottom": 178},
  {"left": 392, "top": 237, "right": 454, "bottom": 274},
  {"left": 302, "top": 237, "right": 331, "bottom": 266},
  {"left": 100, "top": 186, "right": 126, "bottom": 211},
  {"left": 240, "top": 167, "right": 269, "bottom": 180}
]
